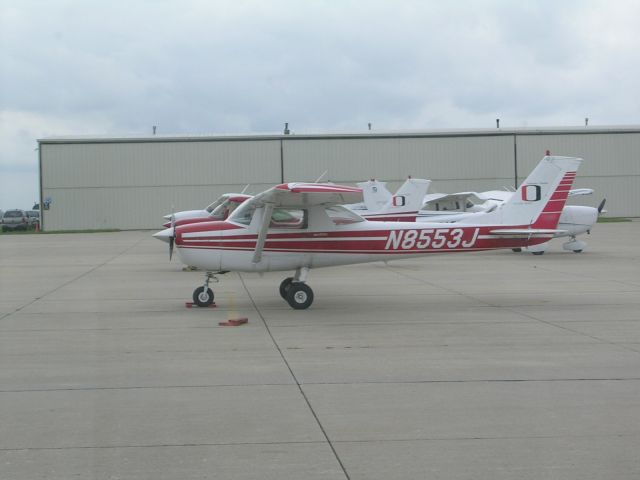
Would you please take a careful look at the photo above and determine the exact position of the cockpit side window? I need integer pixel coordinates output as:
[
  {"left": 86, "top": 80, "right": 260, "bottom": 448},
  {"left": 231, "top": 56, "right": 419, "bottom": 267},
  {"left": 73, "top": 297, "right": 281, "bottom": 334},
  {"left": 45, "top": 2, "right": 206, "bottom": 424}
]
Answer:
[
  {"left": 325, "top": 206, "right": 364, "bottom": 225},
  {"left": 269, "top": 208, "right": 307, "bottom": 229}
]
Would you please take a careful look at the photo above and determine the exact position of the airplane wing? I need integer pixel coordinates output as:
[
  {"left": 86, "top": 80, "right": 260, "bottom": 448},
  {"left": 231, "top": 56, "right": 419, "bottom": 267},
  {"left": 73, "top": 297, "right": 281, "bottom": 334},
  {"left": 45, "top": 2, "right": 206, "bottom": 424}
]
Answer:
[
  {"left": 422, "top": 192, "right": 487, "bottom": 210},
  {"left": 424, "top": 192, "right": 485, "bottom": 203},
  {"left": 246, "top": 183, "right": 363, "bottom": 263},
  {"left": 250, "top": 183, "right": 364, "bottom": 208}
]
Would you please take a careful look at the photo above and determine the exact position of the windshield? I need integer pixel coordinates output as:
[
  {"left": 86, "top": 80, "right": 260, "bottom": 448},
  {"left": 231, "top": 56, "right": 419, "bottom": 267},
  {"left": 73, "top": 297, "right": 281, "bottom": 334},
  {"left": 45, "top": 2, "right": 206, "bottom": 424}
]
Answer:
[
  {"left": 228, "top": 200, "right": 256, "bottom": 225},
  {"left": 209, "top": 200, "right": 231, "bottom": 220}
]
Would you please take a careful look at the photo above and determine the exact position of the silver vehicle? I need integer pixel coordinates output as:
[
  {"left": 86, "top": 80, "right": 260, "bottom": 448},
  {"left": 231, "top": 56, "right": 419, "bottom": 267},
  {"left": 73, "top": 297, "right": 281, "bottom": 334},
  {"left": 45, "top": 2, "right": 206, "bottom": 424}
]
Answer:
[
  {"left": 26, "top": 210, "right": 40, "bottom": 229},
  {"left": 1, "top": 209, "right": 29, "bottom": 231}
]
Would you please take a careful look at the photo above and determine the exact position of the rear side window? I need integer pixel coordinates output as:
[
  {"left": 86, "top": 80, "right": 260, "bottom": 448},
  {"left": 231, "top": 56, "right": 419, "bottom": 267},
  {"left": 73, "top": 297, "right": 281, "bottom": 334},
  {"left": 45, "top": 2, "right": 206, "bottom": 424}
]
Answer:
[{"left": 325, "top": 206, "right": 364, "bottom": 225}]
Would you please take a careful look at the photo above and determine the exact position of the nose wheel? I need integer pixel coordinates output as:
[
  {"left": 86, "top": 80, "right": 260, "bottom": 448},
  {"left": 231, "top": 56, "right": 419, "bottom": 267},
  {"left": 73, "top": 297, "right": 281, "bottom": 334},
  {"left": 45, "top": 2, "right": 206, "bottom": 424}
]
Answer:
[
  {"left": 192, "top": 271, "right": 218, "bottom": 307},
  {"left": 193, "top": 286, "right": 214, "bottom": 307}
]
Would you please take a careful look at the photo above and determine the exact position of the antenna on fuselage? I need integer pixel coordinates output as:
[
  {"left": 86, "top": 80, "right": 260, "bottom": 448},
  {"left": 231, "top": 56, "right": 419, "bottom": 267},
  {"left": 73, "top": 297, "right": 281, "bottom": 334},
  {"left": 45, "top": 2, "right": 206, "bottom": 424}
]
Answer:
[{"left": 314, "top": 170, "right": 329, "bottom": 183}]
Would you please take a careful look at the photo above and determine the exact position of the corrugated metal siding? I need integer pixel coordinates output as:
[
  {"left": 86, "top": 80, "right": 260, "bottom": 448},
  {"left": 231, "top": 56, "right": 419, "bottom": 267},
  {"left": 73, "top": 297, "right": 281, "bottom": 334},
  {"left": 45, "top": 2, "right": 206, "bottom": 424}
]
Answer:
[
  {"left": 41, "top": 184, "right": 276, "bottom": 230},
  {"left": 283, "top": 136, "right": 514, "bottom": 183},
  {"left": 43, "top": 141, "right": 281, "bottom": 188},
  {"left": 515, "top": 133, "right": 640, "bottom": 217},
  {"left": 41, "top": 140, "right": 281, "bottom": 230},
  {"left": 40, "top": 129, "right": 639, "bottom": 230}
]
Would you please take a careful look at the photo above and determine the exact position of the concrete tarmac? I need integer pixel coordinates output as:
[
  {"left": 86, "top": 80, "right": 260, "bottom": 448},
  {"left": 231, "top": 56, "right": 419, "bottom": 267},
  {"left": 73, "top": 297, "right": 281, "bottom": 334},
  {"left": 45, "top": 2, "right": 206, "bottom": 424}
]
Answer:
[{"left": 1, "top": 223, "right": 639, "bottom": 479}]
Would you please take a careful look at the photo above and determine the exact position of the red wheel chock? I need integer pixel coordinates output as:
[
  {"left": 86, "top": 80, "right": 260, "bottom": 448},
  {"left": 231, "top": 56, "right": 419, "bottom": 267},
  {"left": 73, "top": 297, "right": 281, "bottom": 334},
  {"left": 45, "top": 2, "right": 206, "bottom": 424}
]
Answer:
[
  {"left": 185, "top": 302, "right": 217, "bottom": 308},
  {"left": 218, "top": 318, "right": 248, "bottom": 327}
]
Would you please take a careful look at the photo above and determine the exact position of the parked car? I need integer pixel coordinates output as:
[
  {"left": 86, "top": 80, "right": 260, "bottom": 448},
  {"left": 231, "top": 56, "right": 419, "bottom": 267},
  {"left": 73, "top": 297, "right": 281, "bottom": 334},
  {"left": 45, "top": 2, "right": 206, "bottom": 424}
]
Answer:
[
  {"left": 1, "top": 209, "right": 29, "bottom": 231},
  {"left": 26, "top": 210, "right": 40, "bottom": 229}
]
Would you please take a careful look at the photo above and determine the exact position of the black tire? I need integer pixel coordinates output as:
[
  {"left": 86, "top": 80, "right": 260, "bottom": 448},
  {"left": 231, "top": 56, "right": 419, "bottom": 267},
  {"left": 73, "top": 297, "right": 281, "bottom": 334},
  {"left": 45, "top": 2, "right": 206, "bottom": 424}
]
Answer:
[
  {"left": 279, "top": 277, "right": 294, "bottom": 299},
  {"left": 286, "top": 283, "right": 314, "bottom": 310},
  {"left": 573, "top": 249, "right": 583, "bottom": 253},
  {"left": 193, "top": 286, "right": 214, "bottom": 307},
  {"left": 512, "top": 248, "right": 522, "bottom": 253},
  {"left": 532, "top": 251, "right": 545, "bottom": 256}
]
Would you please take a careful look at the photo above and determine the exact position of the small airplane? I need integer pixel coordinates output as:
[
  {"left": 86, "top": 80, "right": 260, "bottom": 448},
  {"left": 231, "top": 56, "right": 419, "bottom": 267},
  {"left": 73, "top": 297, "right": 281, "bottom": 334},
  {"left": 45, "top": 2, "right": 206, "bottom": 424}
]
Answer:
[
  {"left": 154, "top": 155, "right": 582, "bottom": 309},
  {"left": 361, "top": 180, "right": 604, "bottom": 255},
  {"left": 164, "top": 178, "right": 430, "bottom": 229},
  {"left": 162, "top": 193, "right": 252, "bottom": 228},
  {"left": 347, "top": 177, "right": 431, "bottom": 222}
]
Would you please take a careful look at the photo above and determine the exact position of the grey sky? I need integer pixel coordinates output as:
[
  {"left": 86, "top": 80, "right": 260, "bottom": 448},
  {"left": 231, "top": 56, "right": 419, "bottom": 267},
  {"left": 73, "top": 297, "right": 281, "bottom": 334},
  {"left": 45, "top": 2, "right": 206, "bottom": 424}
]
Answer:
[{"left": 1, "top": 0, "right": 639, "bottom": 209}]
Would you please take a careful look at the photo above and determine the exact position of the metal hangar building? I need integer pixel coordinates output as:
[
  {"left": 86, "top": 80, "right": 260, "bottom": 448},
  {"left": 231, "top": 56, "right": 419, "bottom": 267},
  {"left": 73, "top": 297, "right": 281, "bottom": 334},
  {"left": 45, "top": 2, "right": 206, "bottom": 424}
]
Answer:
[{"left": 37, "top": 125, "right": 640, "bottom": 231}]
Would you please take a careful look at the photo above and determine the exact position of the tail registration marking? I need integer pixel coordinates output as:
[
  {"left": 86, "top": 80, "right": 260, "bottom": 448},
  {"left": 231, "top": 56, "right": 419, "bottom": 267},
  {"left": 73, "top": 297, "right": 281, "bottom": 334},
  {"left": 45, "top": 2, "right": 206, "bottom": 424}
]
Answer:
[{"left": 385, "top": 228, "right": 480, "bottom": 250}]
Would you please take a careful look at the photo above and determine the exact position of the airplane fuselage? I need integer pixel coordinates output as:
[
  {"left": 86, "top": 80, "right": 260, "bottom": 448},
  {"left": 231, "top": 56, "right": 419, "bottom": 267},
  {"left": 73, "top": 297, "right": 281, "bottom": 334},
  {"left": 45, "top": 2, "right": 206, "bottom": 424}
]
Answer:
[{"left": 175, "top": 218, "right": 552, "bottom": 273}]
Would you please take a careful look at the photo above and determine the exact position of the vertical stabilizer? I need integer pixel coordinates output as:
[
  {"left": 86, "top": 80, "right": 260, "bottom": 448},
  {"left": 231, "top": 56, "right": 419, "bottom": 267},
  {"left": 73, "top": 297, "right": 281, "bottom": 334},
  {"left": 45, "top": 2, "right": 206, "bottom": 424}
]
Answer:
[
  {"left": 357, "top": 180, "right": 393, "bottom": 210},
  {"left": 470, "top": 156, "right": 583, "bottom": 228},
  {"left": 363, "top": 178, "right": 431, "bottom": 222}
]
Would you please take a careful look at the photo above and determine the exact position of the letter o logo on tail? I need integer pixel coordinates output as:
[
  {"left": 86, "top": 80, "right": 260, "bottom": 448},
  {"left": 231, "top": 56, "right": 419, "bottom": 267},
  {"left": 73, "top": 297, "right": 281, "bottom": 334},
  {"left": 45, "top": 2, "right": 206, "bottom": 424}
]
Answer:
[
  {"left": 522, "top": 185, "right": 541, "bottom": 201},
  {"left": 392, "top": 195, "right": 406, "bottom": 207}
]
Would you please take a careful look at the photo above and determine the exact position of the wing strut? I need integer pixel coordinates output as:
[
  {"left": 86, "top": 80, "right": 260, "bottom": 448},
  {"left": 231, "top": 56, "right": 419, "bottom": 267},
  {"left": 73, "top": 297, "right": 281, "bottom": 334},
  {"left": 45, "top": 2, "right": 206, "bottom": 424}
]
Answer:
[{"left": 252, "top": 204, "right": 274, "bottom": 264}]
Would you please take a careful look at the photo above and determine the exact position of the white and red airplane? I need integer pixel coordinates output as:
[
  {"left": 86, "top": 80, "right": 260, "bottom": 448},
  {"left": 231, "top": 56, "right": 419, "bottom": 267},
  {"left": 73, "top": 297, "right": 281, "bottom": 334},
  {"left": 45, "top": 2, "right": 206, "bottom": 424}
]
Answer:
[
  {"left": 360, "top": 180, "right": 603, "bottom": 254},
  {"left": 348, "top": 177, "right": 431, "bottom": 222},
  {"left": 154, "top": 155, "right": 582, "bottom": 309},
  {"left": 421, "top": 192, "right": 604, "bottom": 254},
  {"left": 162, "top": 193, "right": 252, "bottom": 228},
  {"left": 163, "top": 178, "right": 430, "bottom": 229}
]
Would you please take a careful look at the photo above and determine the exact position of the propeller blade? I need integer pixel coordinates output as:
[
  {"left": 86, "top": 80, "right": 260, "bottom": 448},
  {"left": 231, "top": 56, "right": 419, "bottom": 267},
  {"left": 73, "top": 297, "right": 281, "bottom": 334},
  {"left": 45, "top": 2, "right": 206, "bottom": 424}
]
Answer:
[
  {"left": 598, "top": 198, "right": 607, "bottom": 214},
  {"left": 169, "top": 207, "right": 176, "bottom": 260}
]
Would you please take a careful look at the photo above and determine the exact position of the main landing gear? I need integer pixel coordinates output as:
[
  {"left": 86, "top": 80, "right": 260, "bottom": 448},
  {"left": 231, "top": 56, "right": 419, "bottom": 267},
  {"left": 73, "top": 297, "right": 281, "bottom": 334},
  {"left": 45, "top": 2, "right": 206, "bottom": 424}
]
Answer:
[
  {"left": 279, "top": 267, "right": 314, "bottom": 310},
  {"left": 562, "top": 236, "right": 587, "bottom": 253},
  {"left": 190, "top": 268, "right": 314, "bottom": 310},
  {"left": 192, "top": 271, "right": 219, "bottom": 307}
]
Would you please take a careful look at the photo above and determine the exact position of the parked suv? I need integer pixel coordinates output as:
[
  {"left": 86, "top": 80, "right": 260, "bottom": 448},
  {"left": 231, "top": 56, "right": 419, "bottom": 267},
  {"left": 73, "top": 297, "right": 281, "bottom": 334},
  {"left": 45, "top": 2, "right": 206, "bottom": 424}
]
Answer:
[{"left": 1, "top": 209, "right": 29, "bottom": 231}]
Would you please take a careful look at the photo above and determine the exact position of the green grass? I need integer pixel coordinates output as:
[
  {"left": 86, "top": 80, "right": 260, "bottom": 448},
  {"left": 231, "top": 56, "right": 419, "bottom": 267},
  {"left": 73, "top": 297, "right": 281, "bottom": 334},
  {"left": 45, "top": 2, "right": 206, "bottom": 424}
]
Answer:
[{"left": 597, "top": 217, "right": 632, "bottom": 223}]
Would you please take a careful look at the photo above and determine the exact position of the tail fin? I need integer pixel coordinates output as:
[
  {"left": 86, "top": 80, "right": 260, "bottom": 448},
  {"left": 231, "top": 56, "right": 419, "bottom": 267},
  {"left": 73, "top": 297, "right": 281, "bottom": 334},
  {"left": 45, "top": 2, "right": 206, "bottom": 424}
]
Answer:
[
  {"left": 357, "top": 179, "right": 393, "bottom": 211},
  {"left": 489, "top": 156, "right": 582, "bottom": 228},
  {"left": 363, "top": 178, "right": 431, "bottom": 222}
]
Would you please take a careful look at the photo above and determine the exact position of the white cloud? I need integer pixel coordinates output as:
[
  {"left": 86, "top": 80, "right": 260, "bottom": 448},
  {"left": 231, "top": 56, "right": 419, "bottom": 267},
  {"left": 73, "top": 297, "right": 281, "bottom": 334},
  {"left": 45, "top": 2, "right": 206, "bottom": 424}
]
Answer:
[{"left": 1, "top": 0, "right": 639, "bottom": 207}]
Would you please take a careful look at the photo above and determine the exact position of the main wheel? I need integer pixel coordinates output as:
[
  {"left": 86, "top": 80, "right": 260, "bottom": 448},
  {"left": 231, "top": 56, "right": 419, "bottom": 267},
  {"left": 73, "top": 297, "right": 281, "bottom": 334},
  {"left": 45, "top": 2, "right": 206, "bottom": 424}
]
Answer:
[
  {"left": 532, "top": 251, "right": 545, "bottom": 256},
  {"left": 279, "top": 277, "right": 294, "bottom": 299},
  {"left": 573, "top": 249, "right": 583, "bottom": 253},
  {"left": 193, "top": 286, "right": 214, "bottom": 307},
  {"left": 512, "top": 248, "right": 522, "bottom": 253},
  {"left": 286, "top": 283, "right": 314, "bottom": 310}
]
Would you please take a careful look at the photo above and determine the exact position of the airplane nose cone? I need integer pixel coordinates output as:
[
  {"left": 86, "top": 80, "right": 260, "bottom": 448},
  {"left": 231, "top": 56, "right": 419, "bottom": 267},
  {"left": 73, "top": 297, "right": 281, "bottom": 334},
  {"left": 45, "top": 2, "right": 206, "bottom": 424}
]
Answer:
[{"left": 153, "top": 227, "right": 174, "bottom": 243}]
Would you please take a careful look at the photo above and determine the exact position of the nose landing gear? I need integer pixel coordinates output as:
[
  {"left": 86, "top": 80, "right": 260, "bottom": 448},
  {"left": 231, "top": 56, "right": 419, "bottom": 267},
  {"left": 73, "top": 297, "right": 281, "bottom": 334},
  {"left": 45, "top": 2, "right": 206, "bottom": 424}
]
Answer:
[
  {"left": 562, "top": 236, "right": 587, "bottom": 253},
  {"left": 192, "top": 272, "right": 219, "bottom": 307}
]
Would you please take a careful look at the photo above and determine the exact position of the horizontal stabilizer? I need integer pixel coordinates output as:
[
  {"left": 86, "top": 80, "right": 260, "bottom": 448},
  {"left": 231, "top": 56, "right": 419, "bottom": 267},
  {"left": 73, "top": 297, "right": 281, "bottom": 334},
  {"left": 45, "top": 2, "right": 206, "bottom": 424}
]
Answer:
[
  {"left": 489, "top": 228, "right": 568, "bottom": 236},
  {"left": 569, "top": 188, "right": 594, "bottom": 197}
]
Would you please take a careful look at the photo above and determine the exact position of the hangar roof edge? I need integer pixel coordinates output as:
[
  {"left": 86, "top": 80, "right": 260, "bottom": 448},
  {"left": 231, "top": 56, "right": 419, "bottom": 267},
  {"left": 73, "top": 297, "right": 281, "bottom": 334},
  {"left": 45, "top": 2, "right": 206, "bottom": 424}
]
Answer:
[{"left": 38, "top": 125, "right": 640, "bottom": 144}]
